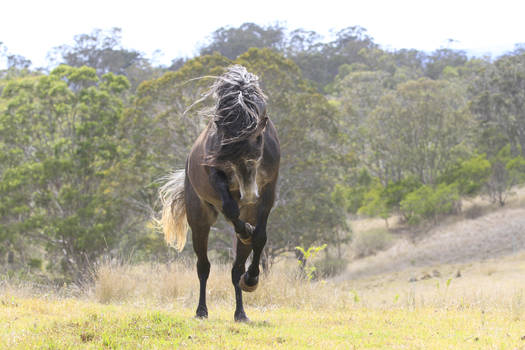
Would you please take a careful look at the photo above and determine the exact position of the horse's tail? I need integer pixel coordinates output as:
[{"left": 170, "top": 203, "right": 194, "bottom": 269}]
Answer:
[{"left": 159, "top": 169, "right": 188, "bottom": 251}]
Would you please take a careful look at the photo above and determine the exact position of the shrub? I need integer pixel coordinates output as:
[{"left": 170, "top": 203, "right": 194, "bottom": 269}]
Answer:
[
  {"left": 383, "top": 176, "right": 422, "bottom": 209},
  {"left": 314, "top": 256, "right": 348, "bottom": 278},
  {"left": 464, "top": 204, "right": 486, "bottom": 220},
  {"left": 295, "top": 244, "right": 327, "bottom": 281},
  {"left": 351, "top": 228, "right": 394, "bottom": 258},
  {"left": 452, "top": 154, "right": 491, "bottom": 196},
  {"left": 400, "top": 183, "right": 460, "bottom": 225},
  {"left": 358, "top": 182, "right": 390, "bottom": 222},
  {"left": 28, "top": 259, "right": 43, "bottom": 270}
]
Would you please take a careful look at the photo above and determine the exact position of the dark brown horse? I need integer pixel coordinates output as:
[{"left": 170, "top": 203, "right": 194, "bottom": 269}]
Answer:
[{"left": 159, "top": 65, "right": 280, "bottom": 322}]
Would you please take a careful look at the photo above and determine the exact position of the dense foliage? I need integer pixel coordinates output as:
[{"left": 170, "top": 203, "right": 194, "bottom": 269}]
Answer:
[{"left": 1, "top": 24, "right": 525, "bottom": 280}]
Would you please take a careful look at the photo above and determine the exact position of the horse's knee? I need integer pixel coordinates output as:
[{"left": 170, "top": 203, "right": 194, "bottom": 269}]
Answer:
[{"left": 222, "top": 199, "right": 239, "bottom": 220}]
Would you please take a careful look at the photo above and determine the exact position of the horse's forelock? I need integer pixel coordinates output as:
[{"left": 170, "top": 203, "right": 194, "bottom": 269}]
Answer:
[
  {"left": 212, "top": 65, "right": 267, "bottom": 145},
  {"left": 204, "top": 65, "right": 268, "bottom": 167}
]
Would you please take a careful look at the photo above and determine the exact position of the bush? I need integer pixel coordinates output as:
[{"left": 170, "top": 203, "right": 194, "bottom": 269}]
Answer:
[
  {"left": 383, "top": 176, "right": 422, "bottom": 209},
  {"left": 314, "top": 257, "right": 348, "bottom": 278},
  {"left": 351, "top": 228, "right": 394, "bottom": 259},
  {"left": 28, "top": 259, "right": 42, "bottom": 270},
  {"left": 464, "top": 204, "right": 486, "bottom": 220},
  {"left": 400, "top": 183, "right": 460, "bottom": 225},
  {"left": 444, "top": 154, "right": 491, "bottom": 196},
  {"left": 357, "top": 182, "right": 390, "bottom": 221}
]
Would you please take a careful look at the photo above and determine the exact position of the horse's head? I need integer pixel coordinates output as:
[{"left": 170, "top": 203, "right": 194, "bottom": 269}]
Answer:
[
  {"left": 230, "top": 117, "right": 268, "bottom": 204},
  {"left": 213, "top": 116, "right": 267, "bottom": 204}
]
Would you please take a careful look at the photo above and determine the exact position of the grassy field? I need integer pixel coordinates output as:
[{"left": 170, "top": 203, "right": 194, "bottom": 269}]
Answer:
[
  {"left": 2, "top": 297, "right": 525, "bottom": 349},
  {"left": 2, "top": 255, "right": 525, "bottom": 349}
]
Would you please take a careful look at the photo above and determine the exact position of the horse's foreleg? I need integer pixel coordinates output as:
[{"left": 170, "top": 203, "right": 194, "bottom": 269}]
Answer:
[
  {"left": 240, "top": 183, "right": 275, "bottom": 292},
  {"left": 209, "top": 168, "right": 253, "bottom": 243}
]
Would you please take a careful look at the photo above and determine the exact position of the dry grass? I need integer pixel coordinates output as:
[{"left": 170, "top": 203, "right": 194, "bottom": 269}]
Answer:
[
  {"left": 82, "top": 251, "right": 525, "bottom": 318},
  {"left": 89, "top": 259, "right": 351, "bottom": 310},
  {"left": 93, "top": 261, "right": 188, "bottom": 304},
  {"left": 339, "top": 251, "right": 525, "bottom": 314}
]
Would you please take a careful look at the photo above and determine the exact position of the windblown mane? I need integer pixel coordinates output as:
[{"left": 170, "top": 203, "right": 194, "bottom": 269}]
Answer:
[{"left": 207, "top": 65, "right": 267, "bottom": 164}]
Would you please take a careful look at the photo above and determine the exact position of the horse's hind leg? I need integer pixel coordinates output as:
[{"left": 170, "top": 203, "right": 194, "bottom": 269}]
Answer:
[
  {"left": 231, "top": 240, "right": 252, "bottom": 322},
  {"left": 192, "top": 222, "right": 212, "bottom": 318},
  {"left": 185, "top": 177, "right": 217, "bottom": 318}
]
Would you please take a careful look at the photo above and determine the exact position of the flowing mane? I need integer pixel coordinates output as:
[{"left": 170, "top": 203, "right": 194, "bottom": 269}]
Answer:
[
  {"left": 205, "top": 66, "right": 268, "bottom": 165},
  {"left": 212, "top": 65, "right": 267, "bottom": 143}
]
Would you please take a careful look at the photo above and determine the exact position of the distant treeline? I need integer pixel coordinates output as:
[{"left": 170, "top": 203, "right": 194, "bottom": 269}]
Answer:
[{"left": 1, "top": 24, "right": 524, "bottom": 281}]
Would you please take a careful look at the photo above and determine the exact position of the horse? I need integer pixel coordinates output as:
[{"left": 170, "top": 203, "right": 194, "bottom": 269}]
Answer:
[{"left": 159, "top": 65, "right": 280, "bottom": 322}]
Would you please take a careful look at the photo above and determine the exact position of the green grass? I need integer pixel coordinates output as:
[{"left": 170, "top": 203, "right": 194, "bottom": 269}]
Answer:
[{"left": 2, "top": 296, "right": 525, "bottom": 349}]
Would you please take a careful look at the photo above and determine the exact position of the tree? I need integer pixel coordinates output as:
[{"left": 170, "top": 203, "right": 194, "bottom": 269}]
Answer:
[
  {"left": 0, "top": 43, "right": 35, "bottom": 81},
  {"left": 470, "top": 49, "right": 525, "bottom": 158},
  {"left": 424, "top": 48, "right": 468, "bottom": 79},
  {"left": 484, "top": 146, "right": 525, "bottom": 206},
  {"left": 288, "top": 26, "right": 378, "bottom": 89},
  {"left": 0, "top": 65, "right": 132, "bottom": 280},
  {"left": 364, "top": 78, "right": 472, "bottom": 186},
  {"left": 199, "top": 23, "right": 286, "bottom": 60},
  {"left": 48, "top": 28, "right": 158, "bottom": 89},
  {"left": 439, "top": 154, "right": 491, "bottom": 197},
  {"left": 358, "top": 181, "right": 391, "bottom": 228}
]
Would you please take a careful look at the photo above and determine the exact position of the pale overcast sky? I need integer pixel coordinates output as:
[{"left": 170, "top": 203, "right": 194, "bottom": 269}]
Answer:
[{"left": 1, "top": 0, "right": 524, "bottom": 68}]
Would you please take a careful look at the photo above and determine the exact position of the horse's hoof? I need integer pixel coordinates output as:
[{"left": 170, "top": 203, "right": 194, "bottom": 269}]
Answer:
[
  {"left": 237, "top": 233, "right": 252, "bottom": 245},
  {"left": 234, "top": 312, "right": 250, "bottom": 323},
  {"left": 239, "top": 273, "right": 258, "bottom": 292},
  {"left": 245, "top": 223, "right": 255, "bottom": 235},
  {"left": 195, "top": 307, "right": 208, "bottom": 319},
  {"left": 237, "top": 224, "right": 253, "bottom": 245}
]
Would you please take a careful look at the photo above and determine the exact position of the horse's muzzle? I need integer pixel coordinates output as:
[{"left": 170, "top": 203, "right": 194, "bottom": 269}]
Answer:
[
  {"left": 239, "top": 182, "right": 259, "bottom": 204},
  {"left": 240, "top": 195, "right": 259, "bottom": 205}
]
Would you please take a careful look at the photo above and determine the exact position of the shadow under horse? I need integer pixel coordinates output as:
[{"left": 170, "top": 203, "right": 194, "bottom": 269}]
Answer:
[{"left": 159, "top": 65, "right": 280, "bottom": 322}]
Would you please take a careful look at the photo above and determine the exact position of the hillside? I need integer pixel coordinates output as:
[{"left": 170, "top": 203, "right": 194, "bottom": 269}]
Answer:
[{"left": 342, "top": 195, "right": 525, "bottom": 280}]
